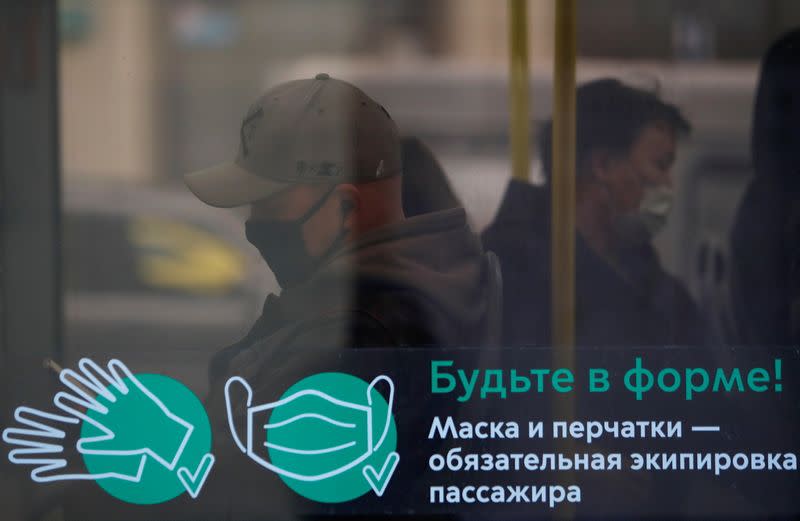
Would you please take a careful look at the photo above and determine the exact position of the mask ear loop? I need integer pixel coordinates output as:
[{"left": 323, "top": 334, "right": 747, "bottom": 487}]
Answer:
[
  {"left": 367, "top": 375, "right": 394, "bottom": 452},
  {"left": 314, "top": 190, "right": 354, "bottom": 265},
  {"left": 225, "top": 377, "right": 253, "bottom": 454},
  {"left": 296, "top": 184, "right": 338, "bottom": 224}
]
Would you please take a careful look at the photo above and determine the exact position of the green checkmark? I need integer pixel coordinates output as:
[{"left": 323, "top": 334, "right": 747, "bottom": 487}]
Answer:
[{"left": 266, "top": 372, "right": 398, "bottom": 503}]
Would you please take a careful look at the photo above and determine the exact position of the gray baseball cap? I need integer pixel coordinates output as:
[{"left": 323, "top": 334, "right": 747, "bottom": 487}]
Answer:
[{"left": 184, "top": 73, "right": 402, "bottom": 208}]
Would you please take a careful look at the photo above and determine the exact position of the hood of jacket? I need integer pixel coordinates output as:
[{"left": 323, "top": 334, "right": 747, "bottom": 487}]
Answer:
[
  {"left": 208, "top": 207, "right": 491, "bottom": 394},
  {"left": 275, "top": 207, "right": 489, "bottom": 331}
]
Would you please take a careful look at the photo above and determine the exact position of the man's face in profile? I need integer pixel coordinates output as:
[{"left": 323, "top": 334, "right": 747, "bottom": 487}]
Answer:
[
  {"left": 249, "top": 184, "right": 344, "bottom": 257},
  {"left": 604, "top": 121, "right": 677, "bottom": 217},
  {"left": 244, "top": 183, "right": 353, "bottom": 288}
]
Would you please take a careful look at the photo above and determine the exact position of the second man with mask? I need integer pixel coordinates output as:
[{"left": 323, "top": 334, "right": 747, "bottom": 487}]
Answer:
[{"left": 483, "top": 78, "right": 706, "bottom": 348}]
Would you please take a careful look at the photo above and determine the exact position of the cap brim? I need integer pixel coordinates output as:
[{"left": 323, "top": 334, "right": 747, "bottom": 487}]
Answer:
[{"left": 184, "top": 162, "right": 291, "bottom": 208}]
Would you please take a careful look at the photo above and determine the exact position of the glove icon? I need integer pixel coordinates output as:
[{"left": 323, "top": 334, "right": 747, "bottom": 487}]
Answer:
[
  {"left": 54, "top": 358, "right": 193, "bottom": 471},
  {"left": 3, "top": 406, "right": 146, "bottom": 483},
  {"left": 3, "top": 358, "right": 214, "bottom": 503}
]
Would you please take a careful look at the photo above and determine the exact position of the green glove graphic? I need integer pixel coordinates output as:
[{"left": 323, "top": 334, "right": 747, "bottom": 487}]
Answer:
[
  {"left": 225, "top": 372, "right": 400, "bottom": 502},
  {"left": 3, "top": 358, "right": 214, "bottom": 505},
  {"left": 58, "top": 362, "right": 193, "bottom": 471}
]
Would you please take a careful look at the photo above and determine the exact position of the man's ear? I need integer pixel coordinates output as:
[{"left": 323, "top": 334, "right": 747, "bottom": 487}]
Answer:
[{"left": 335, "top": 184, "right": 360, "bottom": 228}]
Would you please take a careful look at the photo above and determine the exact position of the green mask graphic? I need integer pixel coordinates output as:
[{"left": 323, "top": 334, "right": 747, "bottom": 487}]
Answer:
[{"left": 225, "top": 372, "right": 399, "bottom": 502}]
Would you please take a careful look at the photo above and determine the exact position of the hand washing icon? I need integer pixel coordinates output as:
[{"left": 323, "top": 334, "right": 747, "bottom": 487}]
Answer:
[{"left": 225, "top": 372, "right": 400, "bottom": 502}]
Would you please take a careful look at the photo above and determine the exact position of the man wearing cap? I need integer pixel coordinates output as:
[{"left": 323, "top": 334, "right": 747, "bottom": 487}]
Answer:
[
  {"left": 183, "top": 74, "right": 495, "bottom": 517},
  {"left": 186, "top": 72, "right": 494, "bottom": 372}
]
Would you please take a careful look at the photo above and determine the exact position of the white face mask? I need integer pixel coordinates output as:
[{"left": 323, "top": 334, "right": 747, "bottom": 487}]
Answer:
[
  {"left": 638, "top": 184, "right": 674, "bottom": 236},
  {"left": 224, "top": 375, "right": 394, "bottom": 482},
  {"left": 614, "top": 184, "right": 674, "bottom": 244}
]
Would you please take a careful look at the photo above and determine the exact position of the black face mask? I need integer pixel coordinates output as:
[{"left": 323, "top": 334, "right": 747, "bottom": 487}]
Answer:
[{"left": 245, "top": 185, "right": 342, "bottom": 289}]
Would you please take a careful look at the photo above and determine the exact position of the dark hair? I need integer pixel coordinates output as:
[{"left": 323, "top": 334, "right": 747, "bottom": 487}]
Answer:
[{"left": 539, "top": 78, "right": 691, "bottom": 180}]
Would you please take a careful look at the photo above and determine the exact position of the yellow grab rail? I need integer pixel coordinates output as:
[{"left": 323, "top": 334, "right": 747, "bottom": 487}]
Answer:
[
  {"left": 551, "top": 2, "right": 577, "bottom": 519},
  {"left": 551, "top": 0, "right": 576, "bottom": 359},
  {"left": 508, "top": 0, "right": 530, "bottom": 182}
]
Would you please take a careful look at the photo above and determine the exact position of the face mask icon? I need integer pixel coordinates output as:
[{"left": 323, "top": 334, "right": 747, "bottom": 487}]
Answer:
[{"left": 225, "top": 373, "right": 399, "bottom": 500}]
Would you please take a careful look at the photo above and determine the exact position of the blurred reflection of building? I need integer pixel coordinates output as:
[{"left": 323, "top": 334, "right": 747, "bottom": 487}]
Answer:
[
  {"left": 60, "top": 0, "right": 162, "bottom": 182},
  {"left": 577, "top": 0, "right": 800, "bottom": 61},
  {"left": 58, "top": 0, "right": 798, "bottom": 184}
]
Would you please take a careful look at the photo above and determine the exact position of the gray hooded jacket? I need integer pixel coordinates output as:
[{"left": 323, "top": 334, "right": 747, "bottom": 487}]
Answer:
[{"left": 209, "top": 207, "right": 492, "bottom": 386}]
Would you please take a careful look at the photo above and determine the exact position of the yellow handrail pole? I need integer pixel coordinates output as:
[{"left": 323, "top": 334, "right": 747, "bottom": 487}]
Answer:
[
  {"left": 552, "top": 0, "right": 576, "bottom": 370},
  {"left": 508, "top": 0, "right": 530, "bottom": 182},
  {"left": 552, "top": 2, "right": 577, "bottom": 518}
]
